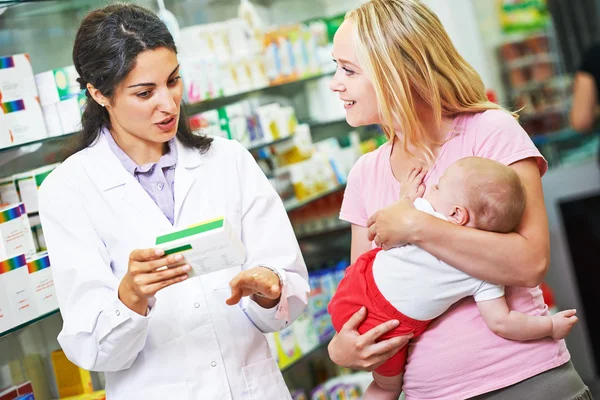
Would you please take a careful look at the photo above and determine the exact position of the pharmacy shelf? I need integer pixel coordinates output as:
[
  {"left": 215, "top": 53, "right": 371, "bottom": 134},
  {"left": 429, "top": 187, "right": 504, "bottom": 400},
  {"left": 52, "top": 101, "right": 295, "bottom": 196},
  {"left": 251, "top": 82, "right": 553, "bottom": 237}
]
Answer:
[
  {"left": 185, "top": 71, "right": 334, "bottom": 115},
  {"left": 281, "top": 333, "right": 334, "bottom": 373},
  {"left": 295, "top": 221, "right": 351, "bottom": 241},
  {"left": 0, "top": 72, "right": 334, "bottom": 158},
  {"left": 531, "top": 129, "right": 599, "bottom": 146},
  {"left": 0, "top": 132, "right": 78, "bottom": 156},
  {"left": 0, "top": 308, "right": 60, "bottom": 339},
  {"left": 306, "top": 118, "right": 348, "bottom": 130},
  {"left": 284, "top": 184, "right": 346, "bottom": 213},
  {"left": 246, "top": 135, "right": 293, "bottom": 152}
]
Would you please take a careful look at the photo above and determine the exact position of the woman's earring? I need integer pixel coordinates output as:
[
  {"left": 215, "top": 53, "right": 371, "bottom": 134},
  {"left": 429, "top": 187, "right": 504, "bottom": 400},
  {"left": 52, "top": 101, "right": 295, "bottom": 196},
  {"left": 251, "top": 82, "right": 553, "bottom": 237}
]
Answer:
[{"left": 101, "top": 103, "right": 105, "bottom": 108}]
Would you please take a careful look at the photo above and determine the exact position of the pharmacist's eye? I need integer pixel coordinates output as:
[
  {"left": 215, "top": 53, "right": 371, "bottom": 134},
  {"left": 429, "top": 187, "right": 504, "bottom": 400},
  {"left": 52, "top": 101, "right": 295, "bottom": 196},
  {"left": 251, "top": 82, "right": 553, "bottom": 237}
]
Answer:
[
  {"left": 168, "top": 76, "right": 181, "bottom": 85},
  {"left": 136, "top": 91, "right": 152, "bottom": 99}
]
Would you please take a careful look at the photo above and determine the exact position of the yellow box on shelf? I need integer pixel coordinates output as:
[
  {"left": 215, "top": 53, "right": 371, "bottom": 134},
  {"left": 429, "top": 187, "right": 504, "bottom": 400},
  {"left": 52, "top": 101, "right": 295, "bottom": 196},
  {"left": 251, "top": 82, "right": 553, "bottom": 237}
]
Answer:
[
  {"left": 60, "top": 390, "right": 106, "bottom": 400},
  {"left": 50, "top": 349, "right": 94, "bottom": 398}
]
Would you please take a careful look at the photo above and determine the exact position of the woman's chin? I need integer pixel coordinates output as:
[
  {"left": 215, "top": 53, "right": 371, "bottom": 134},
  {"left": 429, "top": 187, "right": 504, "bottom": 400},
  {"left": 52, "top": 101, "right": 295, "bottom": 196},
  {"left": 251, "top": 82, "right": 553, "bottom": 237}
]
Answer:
[{"left": 345, "top": 116, "right": 364, "bottom": 128}]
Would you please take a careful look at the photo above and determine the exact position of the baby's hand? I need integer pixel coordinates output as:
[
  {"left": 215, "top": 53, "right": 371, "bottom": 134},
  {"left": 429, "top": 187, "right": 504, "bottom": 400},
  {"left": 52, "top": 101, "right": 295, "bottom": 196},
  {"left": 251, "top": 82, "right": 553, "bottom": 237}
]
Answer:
[
  {"left": 399, "top": 167, "right": 427, "bottom": 202},
  {"left": 551, "top": 309, "right": 578, "bottom": 340}
]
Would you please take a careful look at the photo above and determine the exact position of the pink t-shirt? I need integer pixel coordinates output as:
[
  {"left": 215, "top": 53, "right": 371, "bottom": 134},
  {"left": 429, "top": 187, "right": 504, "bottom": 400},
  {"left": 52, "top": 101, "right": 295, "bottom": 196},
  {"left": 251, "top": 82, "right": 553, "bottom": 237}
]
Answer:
[{"left": 340, "top": 110, "right": 569, "bottom": 400}]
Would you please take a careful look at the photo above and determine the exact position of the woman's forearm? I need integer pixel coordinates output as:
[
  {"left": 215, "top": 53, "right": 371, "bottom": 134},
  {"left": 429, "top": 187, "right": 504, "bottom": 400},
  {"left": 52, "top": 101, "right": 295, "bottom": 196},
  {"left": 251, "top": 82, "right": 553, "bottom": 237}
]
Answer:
[{"left": 411, "top": 214, "right": 548, "bottom": 287}]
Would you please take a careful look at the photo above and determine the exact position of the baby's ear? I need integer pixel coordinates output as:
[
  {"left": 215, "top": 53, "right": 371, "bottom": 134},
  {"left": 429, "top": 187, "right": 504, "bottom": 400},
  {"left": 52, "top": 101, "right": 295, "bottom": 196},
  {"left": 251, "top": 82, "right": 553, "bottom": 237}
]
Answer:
[{"left": 448, "top": 205, "right": 469, "bottom": 226}]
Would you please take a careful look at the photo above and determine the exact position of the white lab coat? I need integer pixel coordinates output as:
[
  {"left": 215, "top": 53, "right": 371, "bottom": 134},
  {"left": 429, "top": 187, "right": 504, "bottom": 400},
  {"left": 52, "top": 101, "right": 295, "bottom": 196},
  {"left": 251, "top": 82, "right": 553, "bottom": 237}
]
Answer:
[{"left": 38, "top": 134, "right": 309, "bottom": 400}]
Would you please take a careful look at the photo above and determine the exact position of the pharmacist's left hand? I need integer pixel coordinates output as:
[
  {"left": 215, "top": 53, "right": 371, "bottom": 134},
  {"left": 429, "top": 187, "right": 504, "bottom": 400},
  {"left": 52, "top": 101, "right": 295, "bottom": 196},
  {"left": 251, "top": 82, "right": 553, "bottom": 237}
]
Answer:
[
  {"left": 367, "top": 198, "right": 420, "bottom": 249},
  {"left": 226, "top": 267, "right": 281, "bottom": 307}
]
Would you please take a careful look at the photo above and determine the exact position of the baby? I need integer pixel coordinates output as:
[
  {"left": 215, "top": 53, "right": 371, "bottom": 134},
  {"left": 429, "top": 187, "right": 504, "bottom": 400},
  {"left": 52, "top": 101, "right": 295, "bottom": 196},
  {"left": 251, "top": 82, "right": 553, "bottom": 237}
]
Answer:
[{"left": 328, "top": 156, "right": 578, "bottom": 400}]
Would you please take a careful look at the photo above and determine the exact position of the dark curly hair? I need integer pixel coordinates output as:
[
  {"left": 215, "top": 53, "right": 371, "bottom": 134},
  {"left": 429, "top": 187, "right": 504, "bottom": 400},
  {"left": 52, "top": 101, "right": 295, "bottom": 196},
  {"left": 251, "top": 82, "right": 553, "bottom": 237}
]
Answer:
[{"left": 71, "top": 3, "right": 211, "bottom": 154}]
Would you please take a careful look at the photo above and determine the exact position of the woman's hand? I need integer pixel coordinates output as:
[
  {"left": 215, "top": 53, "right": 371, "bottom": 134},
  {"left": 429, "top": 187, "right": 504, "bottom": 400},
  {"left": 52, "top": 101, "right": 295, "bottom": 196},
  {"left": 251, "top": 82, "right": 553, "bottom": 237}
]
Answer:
[
  {"left": 119, "top": 248, "right": 191, "bottom": 315},
  {"left": 327, "top": 307, "right": 412, "bottom": 371},
  {"left": 226, "top": 266, "right": 282, "bottom": 308},
  {"left": 399, "top": 167, "right": 426, "bottom": 202},
  {"left": 367, "top": 198, "right": 421, "bottom": 249}
]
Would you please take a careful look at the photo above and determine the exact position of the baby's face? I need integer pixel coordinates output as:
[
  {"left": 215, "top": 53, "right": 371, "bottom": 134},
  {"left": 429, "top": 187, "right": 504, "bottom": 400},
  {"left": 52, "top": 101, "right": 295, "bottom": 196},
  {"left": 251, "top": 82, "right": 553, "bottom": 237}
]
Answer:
[{"left": 423, "top": 163, "right": 465, "bottom": 218}]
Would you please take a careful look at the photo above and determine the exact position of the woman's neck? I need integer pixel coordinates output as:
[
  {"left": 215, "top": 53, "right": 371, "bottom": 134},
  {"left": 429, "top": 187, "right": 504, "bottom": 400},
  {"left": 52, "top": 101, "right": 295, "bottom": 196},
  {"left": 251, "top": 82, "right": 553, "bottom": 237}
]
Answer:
[{"left": 110, "top": 127, "right": 166, "bottom": 166}]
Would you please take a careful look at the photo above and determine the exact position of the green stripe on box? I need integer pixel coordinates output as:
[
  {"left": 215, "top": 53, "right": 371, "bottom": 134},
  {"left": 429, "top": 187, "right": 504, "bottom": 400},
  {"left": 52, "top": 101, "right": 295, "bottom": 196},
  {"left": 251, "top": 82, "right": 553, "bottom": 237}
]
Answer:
[
  {"left": 156, "top": 218, "right": 224, "bottom": 244},
  {"left": 164, "top": 244, "right": 192, "bottom": 255},
  {"left": 35, "top": 170, "right": 53, "bottom": 187}
]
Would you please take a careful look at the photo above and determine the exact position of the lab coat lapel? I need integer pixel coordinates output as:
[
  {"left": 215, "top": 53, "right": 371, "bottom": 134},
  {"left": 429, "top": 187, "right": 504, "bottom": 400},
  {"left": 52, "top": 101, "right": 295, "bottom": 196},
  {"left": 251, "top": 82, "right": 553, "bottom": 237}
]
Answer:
[
  {"left": 82, "top": 133, "right": 173, "bottom": 231},
  {"left": 173, "top": 140, "right": 202, "bottom": 225}
]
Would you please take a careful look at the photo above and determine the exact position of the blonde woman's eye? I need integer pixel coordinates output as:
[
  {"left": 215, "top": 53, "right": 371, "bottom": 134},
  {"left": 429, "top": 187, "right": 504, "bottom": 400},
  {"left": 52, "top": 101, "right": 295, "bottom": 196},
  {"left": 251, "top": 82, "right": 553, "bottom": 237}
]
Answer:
[
  {"left": 342, "top": 67, "right": 355, "bottom": 76},
  {"left": 168, "top": 76, "right": 181, "bottom": 85}
]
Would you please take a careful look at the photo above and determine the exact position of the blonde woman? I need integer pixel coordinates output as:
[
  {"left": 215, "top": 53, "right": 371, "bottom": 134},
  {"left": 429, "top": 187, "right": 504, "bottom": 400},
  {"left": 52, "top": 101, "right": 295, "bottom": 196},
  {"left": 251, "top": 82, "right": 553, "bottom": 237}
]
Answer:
[{"left": 326, "top": 1, "right": 592, "bottom": 399}]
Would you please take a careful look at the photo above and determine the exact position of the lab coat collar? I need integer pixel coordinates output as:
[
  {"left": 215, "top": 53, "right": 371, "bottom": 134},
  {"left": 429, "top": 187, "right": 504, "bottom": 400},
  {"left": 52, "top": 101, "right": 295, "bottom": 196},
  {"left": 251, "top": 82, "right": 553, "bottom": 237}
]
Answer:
[{"left": 82, "top": 132, "right": 204, "bottom": 228}]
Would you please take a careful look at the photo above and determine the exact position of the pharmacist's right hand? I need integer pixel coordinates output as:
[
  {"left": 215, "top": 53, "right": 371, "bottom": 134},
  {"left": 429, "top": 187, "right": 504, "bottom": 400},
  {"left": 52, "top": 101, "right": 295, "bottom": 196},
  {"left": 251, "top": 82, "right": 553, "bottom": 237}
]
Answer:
[
  {"left": 327, "top": 307, "right": 412, "bottom": 371},
  {"left": 118, "top": 248, "right": 191, "bottom": 315}
]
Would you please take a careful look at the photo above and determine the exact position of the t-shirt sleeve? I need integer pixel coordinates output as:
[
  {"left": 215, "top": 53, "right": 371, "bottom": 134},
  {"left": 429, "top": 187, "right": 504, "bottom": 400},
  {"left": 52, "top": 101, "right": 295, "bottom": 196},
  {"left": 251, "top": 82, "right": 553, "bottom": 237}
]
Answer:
[
  {"left": 579, "top": 44, "right": 600, "bottom": 79},
  {"left": 473, "top": 281, "right": 505, "bottom": 302},
  {"left": 473, "top": 110, "right": 548, "bottom": 177},
  {"left": 339, "top": 155, "right": 369, "bottom": 227}
]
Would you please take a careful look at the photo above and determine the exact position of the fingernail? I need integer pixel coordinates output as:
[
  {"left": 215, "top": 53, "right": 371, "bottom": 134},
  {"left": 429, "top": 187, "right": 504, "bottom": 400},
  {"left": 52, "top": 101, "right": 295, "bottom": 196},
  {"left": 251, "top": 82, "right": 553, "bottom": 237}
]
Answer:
[
  {"left": 182, "top": 265, "right": 191, "bottom": 272},
  {"left": 155, "top": 249, "right": 164, "bottom": 256},
  {"left": 181, "top": 274, "right": 188, "bottom": 281},
  {"left": 392, "top": 320, "right": 399, "bottom": 327},
  {"left": 174, "top": 254, "right": 183, "bottom": 261}
]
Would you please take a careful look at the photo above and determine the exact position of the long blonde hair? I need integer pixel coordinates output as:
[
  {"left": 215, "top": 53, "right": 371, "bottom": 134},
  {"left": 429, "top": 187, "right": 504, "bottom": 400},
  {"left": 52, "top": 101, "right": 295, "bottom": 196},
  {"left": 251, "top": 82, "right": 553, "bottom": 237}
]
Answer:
[{"left": 347, "top": 0, "right": 514, "bottom": 163}]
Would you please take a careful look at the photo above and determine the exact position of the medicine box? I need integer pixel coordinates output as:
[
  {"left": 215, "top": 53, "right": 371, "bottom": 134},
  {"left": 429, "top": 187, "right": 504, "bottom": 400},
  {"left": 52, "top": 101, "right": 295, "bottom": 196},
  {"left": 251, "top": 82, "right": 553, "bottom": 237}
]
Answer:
[
  {"left": 155, "top": 216, "right": 245, "bottom": 276},
  {"left": 0, "top": 254, "right": 38, "bottom": 333},
  {"left": 27, "top": 251, "right": 58, "bottom": 315},
  {"left": 51, "top": 349, "right": 94, "bottom": 398},
  {"left": 0, "top": 203, "right": 37, "bottom": 260}
]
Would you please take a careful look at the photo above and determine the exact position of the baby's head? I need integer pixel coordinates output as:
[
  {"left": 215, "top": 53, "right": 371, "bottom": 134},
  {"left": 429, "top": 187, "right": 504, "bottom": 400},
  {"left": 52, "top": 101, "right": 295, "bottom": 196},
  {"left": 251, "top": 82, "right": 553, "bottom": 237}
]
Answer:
[{"left": 424, "top": 157, "right": 525, "bottom": 233}]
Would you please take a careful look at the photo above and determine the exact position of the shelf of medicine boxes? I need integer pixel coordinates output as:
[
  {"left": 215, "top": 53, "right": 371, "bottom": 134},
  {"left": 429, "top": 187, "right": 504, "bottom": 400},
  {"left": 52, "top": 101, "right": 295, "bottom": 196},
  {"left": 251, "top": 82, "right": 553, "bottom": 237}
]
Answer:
[
  {"left": 0, "top": 71, "right": 336, "bottom": 160},
  {"left": 0, "top": 184, "right": 347, "bottom": 338}
]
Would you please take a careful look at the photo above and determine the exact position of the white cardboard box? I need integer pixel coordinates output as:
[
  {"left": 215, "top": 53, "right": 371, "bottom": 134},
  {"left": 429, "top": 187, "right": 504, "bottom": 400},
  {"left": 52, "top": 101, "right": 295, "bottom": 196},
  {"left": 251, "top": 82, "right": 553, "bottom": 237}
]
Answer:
[
  {"left": 0, "top": 177, "right": 20, "bottom": 205},
  {"left": 27, "top": 252, "right": 58, "bottom": 315},
  {"left": 0, "top": 54, "right": 38, "bottom": 102},
  {"left": 0, "top": 254, "right": 38, "bottom": 332},
  {"left": 0, "top": 203, "right": 36, "bottom": 260},
  {"left": 155, "top": 216, "right": 246, "bottom": 276},
  {"left": 14, "top": 164, "right": 58, "bottom": 214},
  {"left": 0, "top": 97, "right": 49, "bottom": 149}
]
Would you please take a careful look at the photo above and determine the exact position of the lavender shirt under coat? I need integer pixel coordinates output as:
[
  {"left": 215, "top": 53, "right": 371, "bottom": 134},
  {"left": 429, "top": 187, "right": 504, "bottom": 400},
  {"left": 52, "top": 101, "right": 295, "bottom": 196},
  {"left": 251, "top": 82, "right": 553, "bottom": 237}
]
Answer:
[{"left": 104, "top": 128, "right": 177, "bottom": 224}]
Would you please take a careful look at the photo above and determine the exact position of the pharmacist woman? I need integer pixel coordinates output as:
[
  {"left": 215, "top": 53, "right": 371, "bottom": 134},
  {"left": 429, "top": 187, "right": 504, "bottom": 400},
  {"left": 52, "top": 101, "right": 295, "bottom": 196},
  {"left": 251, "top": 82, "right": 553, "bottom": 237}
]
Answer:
[{"left": 38, "top": 4, "right": 309, "bottom": 400}]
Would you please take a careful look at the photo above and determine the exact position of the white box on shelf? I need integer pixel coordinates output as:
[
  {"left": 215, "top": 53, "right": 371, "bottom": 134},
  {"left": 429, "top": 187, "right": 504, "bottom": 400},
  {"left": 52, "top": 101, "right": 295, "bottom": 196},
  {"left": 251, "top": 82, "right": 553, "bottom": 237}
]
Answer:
[
  {"left": 0, "top": 254, "right": 38, "bottom": 332},
  {"left": 14, "top": 164, "right": 58, "bottom": 214},
  {"left": 0, "top": 54, "right": 38, "bottom": 102},
  {"left": 56, "top": 95, "right": 83, "bottom": 134},
  {"left": 0, "top": 97, "right": 49, "bottom": 149},
  {"left": 0, "top": 177, "right": 20, "bottom": 205},
  {"left": 0, "top": 203, "right": 37, "bottom": 260},
  {"left": 27, "top": 252, "right": 58, "bottom": 315},
  {"left": 41, "top": 103, "right": 64, "bottom": 137},
  {"left": 34, "top": 65, "right": 81, "bottom": 106},
  {"left": 155, "top": 216, "right": 246, "bottom": 277}
]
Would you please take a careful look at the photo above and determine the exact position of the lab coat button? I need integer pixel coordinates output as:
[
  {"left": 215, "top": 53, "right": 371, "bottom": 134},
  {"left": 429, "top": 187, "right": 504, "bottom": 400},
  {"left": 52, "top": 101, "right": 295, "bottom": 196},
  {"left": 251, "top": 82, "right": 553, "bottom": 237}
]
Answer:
[
  {"left": 194, "top": 302, "right": 200, "bottom": 308},
  {"left": 211, "top": 361, "right": 217, "bottom": 367},
  {"left": 116, "top": 310, "right": 120, "bottom": 316},
  {"left": 157, "top": 183, "right": 164, "bottom": 190}
]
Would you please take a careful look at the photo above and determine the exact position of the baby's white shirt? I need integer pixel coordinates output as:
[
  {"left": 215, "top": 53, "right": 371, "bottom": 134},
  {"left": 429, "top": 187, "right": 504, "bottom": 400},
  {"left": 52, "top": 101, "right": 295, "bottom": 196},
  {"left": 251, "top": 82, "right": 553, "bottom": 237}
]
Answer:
[{"left": 371, "top": 198, "right": 505, "bottom": 321}]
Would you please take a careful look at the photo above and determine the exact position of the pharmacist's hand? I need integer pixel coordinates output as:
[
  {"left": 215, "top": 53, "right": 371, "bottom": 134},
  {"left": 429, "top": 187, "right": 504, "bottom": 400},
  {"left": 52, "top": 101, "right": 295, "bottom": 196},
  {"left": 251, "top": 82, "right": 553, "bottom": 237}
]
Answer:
[
  {"left": 327, "top": 307, "right": 411, "bottom": 371},
  {"left": 551, "top": 309, "right": 578, "bottom": 340},
  {"left": 399, "top": 166, "right": 426, "bottom": 202},
  {"left": 226, "top": 266, "right": 281, "bottom": 308},
  {"left": 367, "top": 198, "right": 420, "bottom": 249},
  {"left": 118, "top": 248, "right": 191, "bottom": 315}
]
